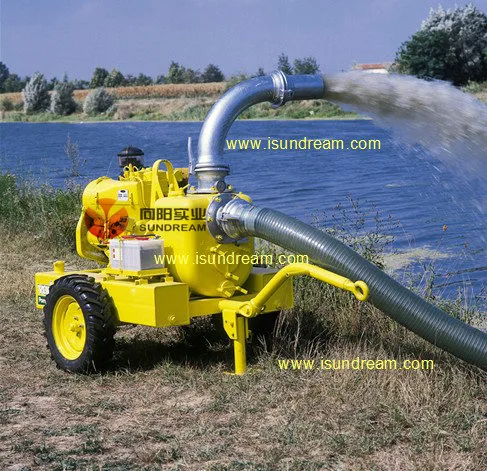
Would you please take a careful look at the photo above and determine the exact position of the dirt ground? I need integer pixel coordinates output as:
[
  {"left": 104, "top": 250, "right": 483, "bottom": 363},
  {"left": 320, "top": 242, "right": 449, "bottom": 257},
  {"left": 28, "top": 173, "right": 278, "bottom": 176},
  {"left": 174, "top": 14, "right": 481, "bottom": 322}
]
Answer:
[{"left": 0, "top": 240, "right": 486, "bottom": 470}]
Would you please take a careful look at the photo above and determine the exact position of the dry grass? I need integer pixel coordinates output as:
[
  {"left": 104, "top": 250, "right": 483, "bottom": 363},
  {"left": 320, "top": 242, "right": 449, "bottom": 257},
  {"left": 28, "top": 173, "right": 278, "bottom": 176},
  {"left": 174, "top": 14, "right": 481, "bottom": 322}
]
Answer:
[
  {"left": 0, "top": 174, "right": 486, "bottom": 469},
  {"left": 112, "top": 97, "right": 215, "bottom": 121},
  {"left": 1, "top": 83, "right": 225, "bottom": 105},
  {"left": 0, "top": 229, "right": 486, "bottom": 470}
]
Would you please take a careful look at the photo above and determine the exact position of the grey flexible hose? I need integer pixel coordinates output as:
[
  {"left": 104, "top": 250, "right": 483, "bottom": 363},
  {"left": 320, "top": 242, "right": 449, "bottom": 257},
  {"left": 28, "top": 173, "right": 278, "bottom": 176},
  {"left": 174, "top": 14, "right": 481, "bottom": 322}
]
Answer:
[{"left": 219, "top": 202, "right": 487, "bottom": 370}]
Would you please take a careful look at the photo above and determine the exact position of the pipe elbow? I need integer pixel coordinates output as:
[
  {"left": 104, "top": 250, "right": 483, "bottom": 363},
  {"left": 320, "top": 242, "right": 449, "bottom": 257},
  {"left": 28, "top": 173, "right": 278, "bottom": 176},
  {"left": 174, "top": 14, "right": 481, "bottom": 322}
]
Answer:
[{"left": 195, "top": 72, "right": 326, "bottom": 192}]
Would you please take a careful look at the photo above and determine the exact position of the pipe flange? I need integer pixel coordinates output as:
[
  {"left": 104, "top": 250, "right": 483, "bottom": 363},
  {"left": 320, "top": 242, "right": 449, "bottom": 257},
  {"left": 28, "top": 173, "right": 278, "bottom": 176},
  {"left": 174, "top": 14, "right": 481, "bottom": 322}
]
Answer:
[
  {"left": 206, "top": 193, "right": 238, "bottom": 244},
  {"left": 271, "top": 70, "right": 294, "bottom": 108}
]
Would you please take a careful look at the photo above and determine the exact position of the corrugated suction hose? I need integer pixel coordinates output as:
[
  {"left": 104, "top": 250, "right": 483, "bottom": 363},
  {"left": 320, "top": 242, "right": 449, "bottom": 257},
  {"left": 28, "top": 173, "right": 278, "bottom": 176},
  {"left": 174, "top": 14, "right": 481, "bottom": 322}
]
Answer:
[{"left": 216, "top": 199, "right": 487, "bottom": 370}]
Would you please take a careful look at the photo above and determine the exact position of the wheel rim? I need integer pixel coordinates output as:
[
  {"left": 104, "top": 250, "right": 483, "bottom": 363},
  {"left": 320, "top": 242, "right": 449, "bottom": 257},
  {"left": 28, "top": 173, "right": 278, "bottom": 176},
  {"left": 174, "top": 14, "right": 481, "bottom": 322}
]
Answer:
[{"left": 52, "top": 295, "right": 86, "bottom": 360}]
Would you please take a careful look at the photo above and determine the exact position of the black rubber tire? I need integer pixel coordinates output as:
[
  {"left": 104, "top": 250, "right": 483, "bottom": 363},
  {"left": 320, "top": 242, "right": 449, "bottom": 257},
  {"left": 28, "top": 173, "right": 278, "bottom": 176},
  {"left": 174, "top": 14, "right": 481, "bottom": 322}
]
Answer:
[{"left": 43, "top": 274, "right": 116, "bottom": 373}]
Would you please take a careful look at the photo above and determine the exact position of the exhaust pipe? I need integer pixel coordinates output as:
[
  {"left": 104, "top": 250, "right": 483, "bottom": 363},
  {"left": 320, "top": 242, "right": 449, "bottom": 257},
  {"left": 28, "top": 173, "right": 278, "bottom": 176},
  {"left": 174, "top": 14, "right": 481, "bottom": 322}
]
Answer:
[
  {"left": 195, "top": 71, "right": 325, "bottom": 192},
  {"left": 197, "top": 73, "right": 487, "bottom": 370}
]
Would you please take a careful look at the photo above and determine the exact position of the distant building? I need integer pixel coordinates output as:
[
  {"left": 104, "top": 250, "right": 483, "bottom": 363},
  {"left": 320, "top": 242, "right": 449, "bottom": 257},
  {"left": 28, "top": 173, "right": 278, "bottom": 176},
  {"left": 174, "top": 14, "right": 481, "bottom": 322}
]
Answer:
[{"left": 352, "top": 63, "right": 394, "bottom": 74}]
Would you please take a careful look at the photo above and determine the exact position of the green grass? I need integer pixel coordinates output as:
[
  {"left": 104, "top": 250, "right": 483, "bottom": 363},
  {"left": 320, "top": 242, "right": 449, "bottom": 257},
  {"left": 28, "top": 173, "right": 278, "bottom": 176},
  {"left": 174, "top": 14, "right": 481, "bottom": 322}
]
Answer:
[
  {"left": 0, "top": 173, "right": 82, "bottom": 252},
  {"left": 1, "top": 111, "right": 115, "bottom": 122},
  {"left": 1, "top": 98, "right": 358, "bottom": 122}
]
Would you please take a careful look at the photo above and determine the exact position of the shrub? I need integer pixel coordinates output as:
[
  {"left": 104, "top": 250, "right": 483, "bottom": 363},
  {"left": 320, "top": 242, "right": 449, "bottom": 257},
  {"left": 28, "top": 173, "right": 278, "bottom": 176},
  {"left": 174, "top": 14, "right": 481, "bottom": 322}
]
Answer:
[
  {"left": 22, "top": 72, "right": 50, "bottom": 113},
  {"left": 0, "top": 97, "right": 14, "bottom": 111},
  {"left": 224, "top": 73, "right": 250, "bottom": 91},
  {"left": 83, "top": 87, "right": 114, "bottom": 115},
  {"left": 50, "top": 82, "right": 76, "bottom": 115}
]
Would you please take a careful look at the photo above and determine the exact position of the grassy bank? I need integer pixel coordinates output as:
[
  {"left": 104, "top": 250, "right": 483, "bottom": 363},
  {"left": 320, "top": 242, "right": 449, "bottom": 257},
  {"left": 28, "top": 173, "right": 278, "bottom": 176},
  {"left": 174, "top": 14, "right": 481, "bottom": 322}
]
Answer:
[
  {"left": 0, "top": 98, "right": 357, "bottom": 123},
  {"left": 0, "top": 174, "right": 486, "bottom": 470},
  {"left": 0, "top": 82, "right": 357, "bottom": 122},
  {"left": 2, "top": 81, "right": 486, "bottom": 124}
]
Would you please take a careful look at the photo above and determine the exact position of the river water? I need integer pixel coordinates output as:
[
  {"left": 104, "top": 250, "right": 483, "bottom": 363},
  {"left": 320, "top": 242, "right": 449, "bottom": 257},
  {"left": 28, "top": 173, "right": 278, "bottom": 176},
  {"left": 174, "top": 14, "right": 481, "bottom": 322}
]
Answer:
[{"left": 1, "top": 120, "right": 485, "bottom": 302}]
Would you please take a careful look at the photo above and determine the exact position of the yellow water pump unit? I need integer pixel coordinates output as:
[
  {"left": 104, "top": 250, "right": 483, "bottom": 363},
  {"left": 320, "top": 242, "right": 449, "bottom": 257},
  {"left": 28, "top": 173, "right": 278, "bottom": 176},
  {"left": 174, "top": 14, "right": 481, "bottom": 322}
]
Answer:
[
  {"left": 36, "top": 72, "right": 487, "bottom": 374},
  {"left": 35, "top": 156, "right": 368, "bottom": 375}
]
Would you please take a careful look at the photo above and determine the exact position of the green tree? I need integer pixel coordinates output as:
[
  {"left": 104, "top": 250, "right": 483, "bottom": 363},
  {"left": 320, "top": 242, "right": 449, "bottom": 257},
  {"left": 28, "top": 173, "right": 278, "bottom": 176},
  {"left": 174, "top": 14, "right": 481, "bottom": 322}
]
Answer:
[
  {"left": 23, "top": 72, "right": 50, "bottom": 113},
  {"left": 47, "top": 77, "right": 59, "bottom": 91},
  {"left": 165, "top": 61, "right": 186, "bottom": 84},
  {"left": 293, "top": 56, "right": 319, "bottom": 74},
  {"left": 183, "top": 68, "right": 200, "bottom": 83},
  {"left": 104, "top": 68, "right": 125, "bottom": 88},
  {"left": 124, "top": 74, "right": 137, "bottom": 86},
  {"left": 50, "top": 82, "right": 76, "bottom": 115},
  {"left": 3, "top": 73, "right": 24, "bottom": 92},
  {"left": 70, "top": 79, "right": 89, "bottom": 90},
  {"left": 277, "top": 54, "right": 292, "bottom": 74},
  {"left": 396, "top": 4, "right": 487, "bottom": 85},
  {"left": 201, "top": 64, "right": 224, "bottom": 82},
  {"left": 90, "top": 67, "right": 109, "bottom": 88},
  {"left": 0, "top": 62, "right": 10, "bottom": 92},
  {"left": 135, "top": 73, "right": 153, "bottom": 86}
]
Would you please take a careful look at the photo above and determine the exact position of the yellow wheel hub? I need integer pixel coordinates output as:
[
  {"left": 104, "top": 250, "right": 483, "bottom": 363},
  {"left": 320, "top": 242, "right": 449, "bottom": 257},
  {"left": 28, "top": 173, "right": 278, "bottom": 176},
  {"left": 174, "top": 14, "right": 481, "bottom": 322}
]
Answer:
[{"left": 52, "top": 295, "right": 86, "bottom": 360}]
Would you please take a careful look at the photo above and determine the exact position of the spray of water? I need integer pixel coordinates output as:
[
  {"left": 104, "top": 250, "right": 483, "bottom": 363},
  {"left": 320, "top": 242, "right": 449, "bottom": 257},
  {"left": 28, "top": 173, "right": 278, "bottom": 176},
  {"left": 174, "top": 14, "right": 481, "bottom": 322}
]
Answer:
[
  {"left": 324, "top": 72, "right": 487, "bottom": 178},
  {"left": 324, "top": 71, "right": 487, "bottom": 253}
]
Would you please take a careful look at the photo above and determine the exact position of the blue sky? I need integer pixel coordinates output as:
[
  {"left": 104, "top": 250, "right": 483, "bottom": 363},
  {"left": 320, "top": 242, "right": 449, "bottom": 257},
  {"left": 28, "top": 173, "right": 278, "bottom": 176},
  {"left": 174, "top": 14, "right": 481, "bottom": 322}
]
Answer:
[{"left": 1, "top": 0, "right": 487, "bottom": 80}]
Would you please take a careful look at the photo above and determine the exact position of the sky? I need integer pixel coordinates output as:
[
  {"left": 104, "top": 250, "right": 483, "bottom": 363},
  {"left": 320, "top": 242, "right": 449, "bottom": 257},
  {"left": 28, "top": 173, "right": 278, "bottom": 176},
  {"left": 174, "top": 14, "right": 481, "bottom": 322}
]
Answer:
[{"left": 1, "top": 0, "right": 487, "bottom": 80}]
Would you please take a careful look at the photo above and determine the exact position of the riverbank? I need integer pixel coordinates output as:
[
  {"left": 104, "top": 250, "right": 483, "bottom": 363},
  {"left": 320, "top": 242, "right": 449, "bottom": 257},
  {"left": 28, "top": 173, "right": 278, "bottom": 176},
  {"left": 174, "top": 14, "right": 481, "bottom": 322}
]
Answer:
[
  {"left": 0, "top": 173, "right": 485, "bottom": 469},
  {"left": 0, "top": 82, "right": 356, "bottom": 122},
  {"left": 2, "top": 81, "right": 486, "bottom": 123},
  {"left": 0, "top": 97, "right": 358, "bottom": 122}
]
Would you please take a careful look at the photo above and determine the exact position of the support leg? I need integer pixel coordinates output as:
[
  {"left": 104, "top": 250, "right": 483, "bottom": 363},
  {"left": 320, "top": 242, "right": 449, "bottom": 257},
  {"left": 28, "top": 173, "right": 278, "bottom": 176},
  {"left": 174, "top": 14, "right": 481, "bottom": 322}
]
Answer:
[
  {"left": 234, "top": 315, "right": 248, "bottom": 375},
  {"left": 222, "top": 309, "right": 250, "bottom": 375}
]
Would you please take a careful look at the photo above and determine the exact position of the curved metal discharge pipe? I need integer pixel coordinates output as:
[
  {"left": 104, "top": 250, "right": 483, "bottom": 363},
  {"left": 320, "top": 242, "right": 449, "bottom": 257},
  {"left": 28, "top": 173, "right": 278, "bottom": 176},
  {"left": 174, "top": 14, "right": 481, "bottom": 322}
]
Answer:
[
  {"left": 198, "top": 73, "right": 487, "bottom": 369},
  {"left": 196, "top": 71, "right": 325, "bottom": 192}
]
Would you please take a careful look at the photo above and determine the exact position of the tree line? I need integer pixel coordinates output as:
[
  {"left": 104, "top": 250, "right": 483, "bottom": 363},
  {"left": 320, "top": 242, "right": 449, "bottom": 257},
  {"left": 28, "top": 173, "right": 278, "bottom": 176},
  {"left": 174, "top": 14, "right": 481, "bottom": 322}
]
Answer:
[
  {"left": 1, "top": 3, "right": 486, "bottom": 112},
  {"left": 0, "top": 54, "right": 321, "bottom": 95}
]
